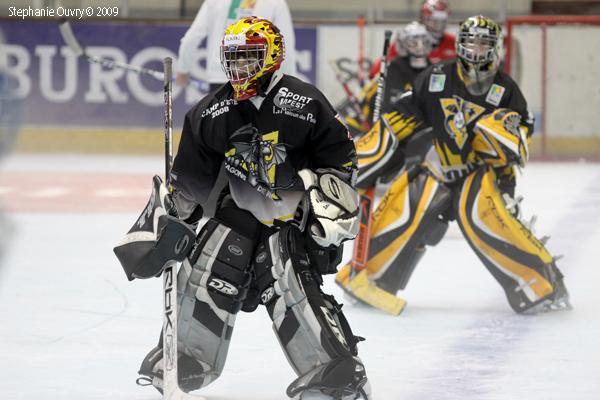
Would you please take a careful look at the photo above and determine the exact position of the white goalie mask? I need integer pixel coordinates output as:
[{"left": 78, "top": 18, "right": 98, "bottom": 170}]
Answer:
[{"left": 397, "top": 22, "right": 433, "bottom": 69}]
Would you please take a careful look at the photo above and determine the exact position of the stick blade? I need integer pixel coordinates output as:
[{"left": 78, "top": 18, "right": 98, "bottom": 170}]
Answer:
[{"left": 346, "top": 270, "right": 407, "bottom": 316}]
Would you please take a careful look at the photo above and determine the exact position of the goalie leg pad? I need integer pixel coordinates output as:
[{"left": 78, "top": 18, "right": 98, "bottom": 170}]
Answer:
[
  {"left": 456, "top": 167, "right": 570, "bottom": 313},
  {"left": 355, "top": 117, "right": 400, "bottom": 188},
  {"left": 261, "top": 226, "right": 370, "bottom": 398},
  {"left": 138, "top": 212, "right": 260, "bottom": 393},
  {"left": 342, "top": 170, "right": 451, "bottom": 293}
]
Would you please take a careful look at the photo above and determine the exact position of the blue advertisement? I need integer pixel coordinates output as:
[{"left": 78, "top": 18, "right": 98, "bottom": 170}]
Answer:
[{"left": 0, "top": 19, "right": 317, "bottom": 128}]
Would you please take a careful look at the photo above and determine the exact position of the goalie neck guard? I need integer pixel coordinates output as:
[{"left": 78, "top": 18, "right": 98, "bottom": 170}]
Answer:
[{"left": 220, "top": 17, "right": 285, "bottom": 101}]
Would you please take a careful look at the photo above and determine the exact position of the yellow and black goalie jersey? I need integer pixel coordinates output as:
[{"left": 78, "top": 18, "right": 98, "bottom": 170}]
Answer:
[
  {"left": 391, "top": 60, "right": 533, "bottom": 183},
  {"left": 339, "top": 56, "right": 426, "bottom": 136},
  {"left": 364, "top": 56, "right": 426, "bottom": 125}
]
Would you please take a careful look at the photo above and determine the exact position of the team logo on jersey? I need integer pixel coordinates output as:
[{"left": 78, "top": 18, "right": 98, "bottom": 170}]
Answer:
[
  {"left": 224, "top": 124, "right": 288, "bottom": 200},
  {"left": 485, "top": 84, "right": 505, "bottom": 106},
  {"left": 273, "top": 87, "right": 317, "bottom": 123},
  {"left": 273, "top": 87, "right": 313, "bottom": 112},
  {"left": 429, "top": 74, "right": 446, "bottom": 92},
  {"left": 439, "top": 96, "right": 486, "bottom": 149}
]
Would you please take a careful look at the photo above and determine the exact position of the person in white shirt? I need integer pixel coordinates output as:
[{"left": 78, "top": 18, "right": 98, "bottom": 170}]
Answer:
[{"left": 176, "top": 0, "right": 297, "bottom": 90}]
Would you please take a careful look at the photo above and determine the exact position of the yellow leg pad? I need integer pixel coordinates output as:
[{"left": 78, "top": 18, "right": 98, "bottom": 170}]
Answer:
[
  {"left": 370, "top": 171, "right": 411, "bottom": 236},
  {"left": 457, "top": 168, "right": 555, "bottom": 304},
  {"left": 365, "top": 174, "right": 439, "bottom": 278}
]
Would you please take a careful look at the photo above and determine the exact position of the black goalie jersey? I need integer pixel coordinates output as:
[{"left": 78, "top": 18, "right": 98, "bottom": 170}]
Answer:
[
  {"left": 171, "top": 74, "right": 356, "bottom": 225},
  {"left": 364, "top": 56, "right": 427, "bottom": 123},
  {"left": 394, "top": 60, "right": 533, "bottom": 182}
]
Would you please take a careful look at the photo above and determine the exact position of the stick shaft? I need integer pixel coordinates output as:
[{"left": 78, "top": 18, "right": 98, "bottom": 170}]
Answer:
[
  {"left": 351, "top": 187, "right": 375, "bottom": 273},
  {"left": 161, "top": 56, "right": 205, "bottom": 400},
  {"left": 163, "top": 58, "right": 173, "bottom": 186},
  {"left": 372, "top": 30, "right": 392, "bottom": 124},
  {"left": 58, "top": 19, "right": 208, "bottom": 91},
  {"left": 357, "top": 15, "right": 366, "bottom": 88}
]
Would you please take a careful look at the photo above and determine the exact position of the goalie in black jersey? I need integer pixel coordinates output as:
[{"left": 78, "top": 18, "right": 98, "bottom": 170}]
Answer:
[
  {"left": 114, "top": 17, "right": 371, "bottom": 400},
  {"left": 336, "top": 15, "right": 571, "bottom": 315},
  {"left": 340, "top": 22, "right": 434, "bottom": 138}
]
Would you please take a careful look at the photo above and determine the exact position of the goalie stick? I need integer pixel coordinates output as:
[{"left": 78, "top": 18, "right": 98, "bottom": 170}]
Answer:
[
  {"left": 352, "top": 29, "right": 392, "bottom": 278},
  {"left": 58, "top": 19, "right": 209, "bottom": 92},
  {"left": 161, "top": 58, "right": 206, "bottom": 400},
  {"left": 357, "top": 15, "right": 366, "bottom": 88},
  {"left": 345, "top": 30, "right": 406, "bottom": 316}
]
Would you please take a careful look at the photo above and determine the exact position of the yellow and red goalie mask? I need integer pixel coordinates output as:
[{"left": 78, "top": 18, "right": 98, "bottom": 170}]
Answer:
[{"left": 220, "top": 17, "right": 285, "bottom": 101}]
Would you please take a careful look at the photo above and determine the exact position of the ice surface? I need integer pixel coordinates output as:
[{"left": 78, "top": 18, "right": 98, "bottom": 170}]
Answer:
[{"left": 1, "top": 155, "right": 599, "bottom": 400}]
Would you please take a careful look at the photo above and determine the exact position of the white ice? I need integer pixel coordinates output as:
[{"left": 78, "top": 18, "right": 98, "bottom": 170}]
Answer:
[{"left": 1, "top": 155, "right": 599, "bottom": 400}]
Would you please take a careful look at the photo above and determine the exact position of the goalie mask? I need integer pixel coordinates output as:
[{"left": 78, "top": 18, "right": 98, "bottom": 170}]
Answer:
[
  {"left": 456, "top": 15, "right": 502, "bottom": 96},
  {"left": 420, "top": 0, "right": 449, "bottom": 40},
  {"left": 397, "top": 22, "right": 433, "bottom": 69},
  {"left": 220, "top": 17, "right": 285, "bottom": 101}
]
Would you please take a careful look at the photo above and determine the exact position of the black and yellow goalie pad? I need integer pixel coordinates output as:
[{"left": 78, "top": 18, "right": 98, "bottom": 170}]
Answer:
[{"left": 456, "top": 167, "right": 568, "bottom": 313}]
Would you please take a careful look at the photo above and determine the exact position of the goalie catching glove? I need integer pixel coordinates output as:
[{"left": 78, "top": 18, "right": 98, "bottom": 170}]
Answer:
[
  {"left": 113, "top": 175, "right": 196, "bottom": 281},
  {"left": 298, "top": 169, "right": 360, "bottom": 248}
]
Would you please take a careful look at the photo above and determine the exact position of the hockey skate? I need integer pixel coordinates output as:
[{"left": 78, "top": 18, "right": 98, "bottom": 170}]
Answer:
[
  {"left": 287, "top": 357, "right": 372, "bottom": 400},
  {"left": 522, "top": 262, "right": 572, "bottom": 314},
  {"left": 136, "top": 339, "right": 206, "bottom": 394}
]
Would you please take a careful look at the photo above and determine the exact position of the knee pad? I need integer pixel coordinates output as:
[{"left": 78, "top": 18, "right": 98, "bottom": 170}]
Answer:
[
  {"left": 456, "top": 167, "right": 569, "bottom": 313},
  {"left": 185, "top": 218, "right": 257, "bottom": 314},
  {"left": 263, "top": 227, "right": 369, "bottom": 397}
]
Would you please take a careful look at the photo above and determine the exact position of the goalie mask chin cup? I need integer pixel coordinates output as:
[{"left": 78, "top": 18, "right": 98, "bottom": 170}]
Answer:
[{"left": 220, "top": 17, "right": 285, "bottom": 101}]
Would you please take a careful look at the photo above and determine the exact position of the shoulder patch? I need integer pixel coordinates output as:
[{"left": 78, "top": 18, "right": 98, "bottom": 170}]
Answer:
[
  {"left": 485, "top": 84, "right": 505, "bottom": 106},
  {"left": 429, "top": 74, "right": 446, "bottom": 92}
]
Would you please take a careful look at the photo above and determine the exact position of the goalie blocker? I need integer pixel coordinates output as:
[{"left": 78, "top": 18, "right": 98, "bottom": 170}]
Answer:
[{"left": 113, "top": 175, "right": 196, "bottom": 281}]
